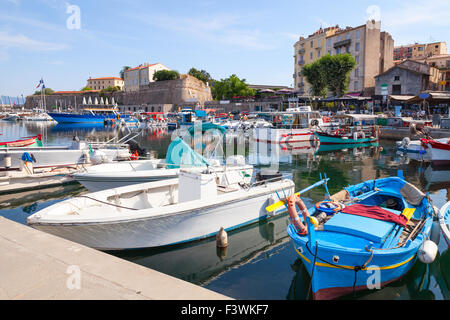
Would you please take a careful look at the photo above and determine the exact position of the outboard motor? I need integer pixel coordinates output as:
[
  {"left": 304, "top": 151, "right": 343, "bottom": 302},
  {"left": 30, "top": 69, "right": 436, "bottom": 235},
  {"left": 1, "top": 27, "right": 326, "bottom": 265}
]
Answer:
[
  {"left": 256, "top": 170, "right": 283, "bottom": 183},
  {"left": 126, "top": 140, "right": 147, "bottom": 158}
]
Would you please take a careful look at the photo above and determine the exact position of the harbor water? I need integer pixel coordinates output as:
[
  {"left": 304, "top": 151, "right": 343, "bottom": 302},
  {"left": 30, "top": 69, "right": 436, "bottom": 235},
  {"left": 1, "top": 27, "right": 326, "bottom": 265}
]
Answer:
[{"left": 1, "top": 121, "right": 449, "bottom": 300}]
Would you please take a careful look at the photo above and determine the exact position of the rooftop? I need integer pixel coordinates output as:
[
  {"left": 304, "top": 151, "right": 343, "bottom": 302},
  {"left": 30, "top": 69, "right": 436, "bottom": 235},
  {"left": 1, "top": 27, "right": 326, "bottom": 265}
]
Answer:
[{"left": 88, "top": 77, "right": 123, "bottom": 81}]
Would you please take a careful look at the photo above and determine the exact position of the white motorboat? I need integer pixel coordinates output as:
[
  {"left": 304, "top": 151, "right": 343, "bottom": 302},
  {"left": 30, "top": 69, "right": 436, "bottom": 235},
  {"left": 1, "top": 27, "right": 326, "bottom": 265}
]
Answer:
[
  {"left": 439, "top": 202, "right": 450, "bottom": 247},
  {"left": 27, "top": 166, "right": 295, "bottom": 250},
  {"left": 0, "top": 139, "right": 131, "bottom": 171},
  {"left": 72, "top": 137, "right": 236, "bottom": 192},
  {"left": 252, "top": 106, "right": 323, "bottom": 144},
  {"left": 421, "top": 137, "right": 450, "bottom": 165}
]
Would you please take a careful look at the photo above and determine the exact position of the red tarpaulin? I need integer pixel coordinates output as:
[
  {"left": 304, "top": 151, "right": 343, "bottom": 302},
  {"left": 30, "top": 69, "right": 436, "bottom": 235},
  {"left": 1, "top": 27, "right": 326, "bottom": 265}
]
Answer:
[{"left": 341, "top": 204, "right": 408, "bottom": 227}]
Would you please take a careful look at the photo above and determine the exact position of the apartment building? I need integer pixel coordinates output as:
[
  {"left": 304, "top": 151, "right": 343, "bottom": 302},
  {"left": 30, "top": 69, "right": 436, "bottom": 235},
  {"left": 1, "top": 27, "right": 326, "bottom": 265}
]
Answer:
[
  {"left": 294, "top": 20, "right": 394, "bottom": 96},
  {"left": 325, "top": 20, "right": 394, "bottom": 95},
  {"left": 87, "top": 77, "right": 124, "bottom": 91},
  {"left": 414, "top": 54, "right": 450, "bottom": 92},
  {"left": 124, "top": 63, "right": 171, "bottom": 92},
  {"left": 394, "top": 42, "right": 447, "bottom": 60},
  {"left": 293, "top": 26, "right": 340, "bottom": 95}
]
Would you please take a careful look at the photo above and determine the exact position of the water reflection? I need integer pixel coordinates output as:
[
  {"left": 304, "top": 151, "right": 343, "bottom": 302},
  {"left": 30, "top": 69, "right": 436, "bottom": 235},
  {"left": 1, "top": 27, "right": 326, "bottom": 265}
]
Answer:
[
  {"left": 112, "top": 214, "right": 290, "bottom": 286},
  {"left": 0, "top": 121, "right": 448, "bottom": 300}
]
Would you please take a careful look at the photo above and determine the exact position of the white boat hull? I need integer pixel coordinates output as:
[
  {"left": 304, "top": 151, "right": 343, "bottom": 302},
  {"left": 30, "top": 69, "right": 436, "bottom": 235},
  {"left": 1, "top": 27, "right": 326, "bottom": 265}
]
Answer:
[
  {"left": 0, "top": 146, "right": 130, "bottom": 171},
  {"left": 253, "top": 128, "right": 315, "bottom": 144},
  {"left": 28, "top": 176, "right": 295, "bottom": 250}
]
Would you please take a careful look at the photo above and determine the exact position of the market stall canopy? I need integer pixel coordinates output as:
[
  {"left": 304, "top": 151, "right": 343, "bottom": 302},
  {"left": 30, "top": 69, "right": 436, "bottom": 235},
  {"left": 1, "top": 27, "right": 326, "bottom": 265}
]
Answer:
[
  {"left": 259, "top": 89, "right": 276, "bottom": 93},
  {"left": 389, "top": 95, "right": 416, "bottom": 102},
  {"left": 407, "top": 92, "right": 450, "bottom": 104}
]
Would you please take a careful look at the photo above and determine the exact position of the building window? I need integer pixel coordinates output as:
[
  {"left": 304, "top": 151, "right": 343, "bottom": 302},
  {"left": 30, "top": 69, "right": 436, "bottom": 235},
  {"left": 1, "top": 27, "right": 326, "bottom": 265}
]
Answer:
[
  {"left": 355, "top": 42, "right": 360, "bottom": 51},
  {"left": 356, "top": 30, "right": 360, "bottom": 39},
  {"left": 337, "top": 36, "right": 341, "bottom": 42},
  {"left": 336, "top": 48, "right": 341, "bottom": 54},
  {"left": 346, "top": 47, "right": 350, "bottom": 53},
  {"left": 318, "top": 50, "right": 321, "bottom": 58},
  {"left": 354, "top": 81, "right": 359, "bottom": 90},
  {"left": 355, "top": 55, "right": 359, "bottom": 64},
  {"left": 355, "top": 68, "right": 359, "bottom": 77},
  {"left": 328, "top": 39, "right": 331, "bottom": 47},
  {"left": 346, "top": 33, "right": 351, "bottom": 40},
  {"left": 310, "top": 52, "right": 313, "bottom": 59},
  {"left": 394, "top": 76, "right": 400, "bottom": 81},
  {"left": 392, "top": 85, "right": 402, "bottom": 95},
  {"left": 311, "top": 41, "right": 314, "bottom": 48}
]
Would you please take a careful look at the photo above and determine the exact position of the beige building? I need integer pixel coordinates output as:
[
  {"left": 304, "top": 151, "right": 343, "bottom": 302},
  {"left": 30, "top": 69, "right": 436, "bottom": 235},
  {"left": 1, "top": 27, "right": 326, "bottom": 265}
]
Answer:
[
  {"left": 294, "top": 20, "right": 394, "bottom": 96},
  {"left": 394, "top": 42, "right": 447, "bottom": 60},
  {"left": 124, "top": 63, "right": 171, "bottom": 92},
  {"left": 293, "top": 26, "right": 340, "bottom": 94},
  {"left": 87, "top": 77, "right": 124, "bottom": 91},
  {"left": 414, "top": 54, "right": 450, "bottom": 92},
  {"left": 325, "top": 20, "right": 394, "bottom": 95}
]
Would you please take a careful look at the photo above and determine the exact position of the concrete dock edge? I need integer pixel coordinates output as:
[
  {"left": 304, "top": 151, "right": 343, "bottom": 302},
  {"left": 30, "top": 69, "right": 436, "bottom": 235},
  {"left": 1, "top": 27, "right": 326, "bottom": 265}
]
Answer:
[{"left": 0, "top": 217, "right": 232, "bottom": 300}]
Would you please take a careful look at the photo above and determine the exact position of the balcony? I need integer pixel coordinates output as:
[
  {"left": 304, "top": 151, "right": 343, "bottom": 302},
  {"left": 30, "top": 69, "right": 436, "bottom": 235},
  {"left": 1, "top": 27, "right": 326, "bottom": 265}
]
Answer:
[
  {"left": 298, "top": 60, "right": 305, "bottom": 66},
  {"left": 298, "top": 48, "right": 305, "bottom": 54},
  {"left": 334, "top": 39, "right": 352, "bottom": 49}
]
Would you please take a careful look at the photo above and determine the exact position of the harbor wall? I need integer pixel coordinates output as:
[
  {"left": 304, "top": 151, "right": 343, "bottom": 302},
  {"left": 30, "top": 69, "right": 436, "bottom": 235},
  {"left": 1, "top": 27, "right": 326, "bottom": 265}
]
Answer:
[
  {"left": 380, "top": 127, "right": 450, "bottom": 140},
  {"left": 0, "top": 217, "right": 231, "bottom": 300},
  {"left": 24, "top": 75, "right": 212, "bottom": 112}
]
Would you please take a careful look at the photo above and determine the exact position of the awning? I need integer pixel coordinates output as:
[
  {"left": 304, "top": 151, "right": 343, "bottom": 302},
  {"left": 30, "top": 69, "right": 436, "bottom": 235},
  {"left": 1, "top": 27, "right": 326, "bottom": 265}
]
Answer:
[
  {"left": 194, "top": 110, "right": 207, "bottom": 117},
  {"left": 389, "top": 95, "right": 416, "bottom": 102}
]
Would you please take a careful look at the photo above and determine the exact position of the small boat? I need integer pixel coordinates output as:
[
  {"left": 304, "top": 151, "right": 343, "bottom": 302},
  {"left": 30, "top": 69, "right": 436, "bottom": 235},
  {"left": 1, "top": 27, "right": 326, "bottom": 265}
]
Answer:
[
  {"left": 421, "top": 138, "right": 450, "bottom": 165},
  {"left": 439, "top": 202, "right": 450, "bottom": 247},
  {"left": 252, "top": 106, "right": 323, "bottom": 144},
  {"left": 48, "top": 107, "right": 130, "bottom": 124},
  {"left": 314, "top": 129, "right": 379, "bottom": 145},
  {"left": 0, "top": 138, "right": 131, "bottom": 171},
  {"left": 72, "top": 137, "right": 233, "bottom": 192},
  {"left": 27, "top": 167, "right": 296, "bottom": 250},
  {"left": 0, "top": 135, "right": 43, "bottom": 148},
  {"left": 286, "top": 175, "right": 437, "bottom": 300}
]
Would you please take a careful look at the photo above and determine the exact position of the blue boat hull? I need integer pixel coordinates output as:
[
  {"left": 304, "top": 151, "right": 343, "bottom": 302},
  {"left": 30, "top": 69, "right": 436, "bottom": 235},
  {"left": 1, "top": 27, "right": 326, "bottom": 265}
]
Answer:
[
  {"left": 48, "top": 113, "right": 129, "bottom": 124},
  {"left": 287, "top": 177, "right": 433, "bottom": 300},
  {"left": 288, "top": 226, "right": 426, "bottom": 299}
]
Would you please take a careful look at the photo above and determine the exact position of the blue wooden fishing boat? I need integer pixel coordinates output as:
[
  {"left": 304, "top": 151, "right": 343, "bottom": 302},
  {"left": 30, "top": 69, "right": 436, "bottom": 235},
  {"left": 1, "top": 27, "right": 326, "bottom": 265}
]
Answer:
[
  {"left": 48, "top": 108, "right": 130, "bottom": 124},
  {"left": 281, "top": 175, "right": 437, "bottom": 300}
]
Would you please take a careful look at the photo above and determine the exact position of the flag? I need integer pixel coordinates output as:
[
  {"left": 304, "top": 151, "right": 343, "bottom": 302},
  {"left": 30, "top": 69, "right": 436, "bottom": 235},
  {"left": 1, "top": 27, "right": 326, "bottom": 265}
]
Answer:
[{"left": 36, "top": 79, "right": 44, "bottom": 88}]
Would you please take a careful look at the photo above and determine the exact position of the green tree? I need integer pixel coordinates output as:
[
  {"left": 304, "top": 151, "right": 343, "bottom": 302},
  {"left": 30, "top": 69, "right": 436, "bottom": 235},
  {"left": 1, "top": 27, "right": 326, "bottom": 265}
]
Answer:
[
  {"left": 81, "top": 86, "right": 93, "bottom": 91},
  {"left": 302, "top": 61, "right": 328, "bottom": 97},
  {"left": 188, "top": 68, "right": 212, "bottom": 84},
  {"left": 34, "top": 88, "right": 54, "bottom": 95},
  {"left": 320, "top": 54, "right": 356, "bottom": 97},
  {"left": 120, "top": 66, "right": 130, "bottom": 80},
  {"left": 211, "top": 75, "right": 256, "bottom": 100},
  {"left": 100, "top": 86, "right": 121, "bottom": 94},
  {"left": 153, "top": 70, "right": 180, "bottom": 81}
]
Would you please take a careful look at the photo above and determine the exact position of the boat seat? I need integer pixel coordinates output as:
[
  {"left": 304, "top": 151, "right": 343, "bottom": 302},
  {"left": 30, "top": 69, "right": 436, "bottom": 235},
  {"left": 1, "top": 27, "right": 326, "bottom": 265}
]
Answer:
[{"left": 324, "top": 213, "right": 395, "bottom": 244}]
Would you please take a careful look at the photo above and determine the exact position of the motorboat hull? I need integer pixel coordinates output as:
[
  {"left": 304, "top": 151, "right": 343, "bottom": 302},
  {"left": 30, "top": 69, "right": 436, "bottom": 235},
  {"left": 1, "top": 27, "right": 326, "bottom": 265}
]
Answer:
[
  {"left": 29, "top": 179, "right": 295, "bottom": 250},
  {"left": 0, "top": 146, "right": 130, "bottom": 171}
]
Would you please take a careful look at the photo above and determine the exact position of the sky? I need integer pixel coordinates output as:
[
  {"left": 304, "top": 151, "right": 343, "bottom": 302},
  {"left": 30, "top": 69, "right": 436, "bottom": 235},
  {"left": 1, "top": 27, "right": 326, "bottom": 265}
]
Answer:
[{"left": 1, "top": 0, "right": 450, "bottom": 97}]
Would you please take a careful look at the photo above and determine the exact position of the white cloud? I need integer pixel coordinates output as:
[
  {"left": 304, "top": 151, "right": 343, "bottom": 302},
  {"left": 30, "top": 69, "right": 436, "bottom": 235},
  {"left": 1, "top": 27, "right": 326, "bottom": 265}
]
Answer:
[{"left": 0, "top": 31, "right": 67, "bottom": 60}]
